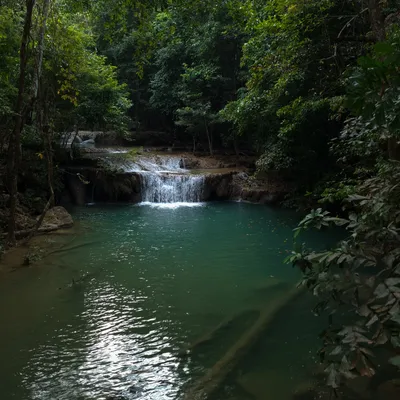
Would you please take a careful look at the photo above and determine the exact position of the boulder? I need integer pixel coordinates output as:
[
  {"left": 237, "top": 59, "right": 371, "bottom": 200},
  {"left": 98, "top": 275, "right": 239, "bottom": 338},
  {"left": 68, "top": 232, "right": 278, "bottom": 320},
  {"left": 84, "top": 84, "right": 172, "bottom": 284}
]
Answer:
[{"left": 41, "top": 207, "right": 73, "bottom": 230}]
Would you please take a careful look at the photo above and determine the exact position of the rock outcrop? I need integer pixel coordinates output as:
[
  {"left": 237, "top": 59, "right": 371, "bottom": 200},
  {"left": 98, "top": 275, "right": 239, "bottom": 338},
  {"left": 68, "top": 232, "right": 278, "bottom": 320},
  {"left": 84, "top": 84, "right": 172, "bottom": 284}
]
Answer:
[
  {"left": 41, "top": 207, "right": 74, "bottom": 230},
  {"left": 63, "top": 165, "right": 290, "bottom": 205},
  {"left": 64, "top": 167, "right": 142, "bottom": 205},
  {"left": 230, "top": 172, "right": 290, "bottom": 204},
  {"left": 62, "top": 152, "right": 291, "bottom": 205}
]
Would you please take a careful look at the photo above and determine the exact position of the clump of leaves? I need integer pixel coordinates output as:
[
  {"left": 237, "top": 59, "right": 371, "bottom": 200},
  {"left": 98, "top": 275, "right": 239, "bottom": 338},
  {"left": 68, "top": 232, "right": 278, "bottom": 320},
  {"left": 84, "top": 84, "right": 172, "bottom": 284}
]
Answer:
[
  {"left": 124, "top": 147, "right": 144, "bottom": 159},
  {"left": 286, "top": 161, "right": 400, "bottom": 390}
]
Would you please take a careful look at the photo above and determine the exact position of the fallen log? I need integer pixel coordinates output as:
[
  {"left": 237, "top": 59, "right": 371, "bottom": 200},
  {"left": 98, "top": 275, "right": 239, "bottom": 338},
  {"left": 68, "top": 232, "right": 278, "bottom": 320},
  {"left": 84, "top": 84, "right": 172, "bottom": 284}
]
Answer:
[
  {"left": 183, "top": 287, "right": 303, "bottom": 400},
  {"left": 182, "top": 312, "right": 257, "bottom": 356}
]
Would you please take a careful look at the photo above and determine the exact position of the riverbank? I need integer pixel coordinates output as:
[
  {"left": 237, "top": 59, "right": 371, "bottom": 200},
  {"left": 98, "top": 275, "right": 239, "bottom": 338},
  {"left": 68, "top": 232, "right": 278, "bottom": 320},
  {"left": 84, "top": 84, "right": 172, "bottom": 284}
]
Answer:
[{"left": 0, "top": 206, "right": 75, "bottom": 270}]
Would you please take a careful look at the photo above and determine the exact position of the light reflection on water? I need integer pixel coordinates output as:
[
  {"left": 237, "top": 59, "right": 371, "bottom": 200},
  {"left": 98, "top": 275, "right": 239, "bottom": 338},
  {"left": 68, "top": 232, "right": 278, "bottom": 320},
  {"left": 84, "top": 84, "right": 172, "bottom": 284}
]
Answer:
[
  {"left": 139, "top": 201, "right": 206, "bottom": 209},
  {"left": 0, "top": 202, "right": 342, "bottom": 400},
  {"left": 21, "top": 283, "right": 184, "bottom": 400}
]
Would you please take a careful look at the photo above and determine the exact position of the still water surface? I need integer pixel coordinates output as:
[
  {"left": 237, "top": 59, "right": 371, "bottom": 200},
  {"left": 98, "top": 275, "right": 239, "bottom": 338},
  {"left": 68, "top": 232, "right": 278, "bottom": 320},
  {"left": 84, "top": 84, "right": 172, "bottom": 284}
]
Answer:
[{"left": 0, "top": 202, "right": 339, "bottom": 400}]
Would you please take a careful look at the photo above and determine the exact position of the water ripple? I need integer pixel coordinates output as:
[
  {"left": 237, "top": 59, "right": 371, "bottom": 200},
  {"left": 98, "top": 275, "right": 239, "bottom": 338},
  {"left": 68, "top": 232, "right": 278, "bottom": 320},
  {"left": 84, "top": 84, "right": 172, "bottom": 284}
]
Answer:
[{"left": 19, "top": 282, "right": 184, "bottom": 400}]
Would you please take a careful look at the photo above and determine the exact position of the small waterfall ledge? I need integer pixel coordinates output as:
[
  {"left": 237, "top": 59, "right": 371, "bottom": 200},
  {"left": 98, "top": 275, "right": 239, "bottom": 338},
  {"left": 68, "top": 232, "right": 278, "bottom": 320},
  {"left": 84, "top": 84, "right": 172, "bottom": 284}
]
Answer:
[
  {"left": 140, "top": 173, "right": 205, "bottom": 203},
  {"left": 63, "top": 154, "right": 287, "bottom": 206}
]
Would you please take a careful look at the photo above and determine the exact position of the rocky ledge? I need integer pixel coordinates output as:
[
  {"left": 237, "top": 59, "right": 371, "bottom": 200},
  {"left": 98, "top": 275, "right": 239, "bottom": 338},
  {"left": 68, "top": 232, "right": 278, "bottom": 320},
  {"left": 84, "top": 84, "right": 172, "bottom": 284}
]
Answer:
[
  {"left": 61, "top": 150, "right": 291, "bottom": 205},
  {"left": 63, "top": 166, "right": 290, "bottom": 206}
]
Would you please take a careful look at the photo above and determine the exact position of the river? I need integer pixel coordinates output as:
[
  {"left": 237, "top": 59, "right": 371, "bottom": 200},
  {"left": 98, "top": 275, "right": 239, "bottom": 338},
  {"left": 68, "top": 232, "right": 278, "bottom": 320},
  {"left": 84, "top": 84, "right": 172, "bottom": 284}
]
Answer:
[{"left": 0, "top": 202, "right": 340, "bottom": 400}]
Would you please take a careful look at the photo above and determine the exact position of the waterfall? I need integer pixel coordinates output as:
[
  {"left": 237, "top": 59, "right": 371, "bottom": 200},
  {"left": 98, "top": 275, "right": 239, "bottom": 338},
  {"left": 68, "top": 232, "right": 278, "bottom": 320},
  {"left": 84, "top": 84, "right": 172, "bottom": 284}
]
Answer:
[
  {"left": 134, "top": 156, "right": 204, "bottom": 203},
  {"left": 140, "top": 172, "right": 205, "bottom": 203},
  {"left": 97, "top": 153, "right": 205, "bottom": 203}
]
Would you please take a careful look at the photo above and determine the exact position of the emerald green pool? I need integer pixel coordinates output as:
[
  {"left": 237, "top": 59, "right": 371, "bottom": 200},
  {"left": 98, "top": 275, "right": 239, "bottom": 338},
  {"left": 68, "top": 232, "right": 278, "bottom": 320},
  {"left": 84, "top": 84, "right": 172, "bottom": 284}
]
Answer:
[{"left": 0, "top": 202, "right": 340, "bottom": 400}]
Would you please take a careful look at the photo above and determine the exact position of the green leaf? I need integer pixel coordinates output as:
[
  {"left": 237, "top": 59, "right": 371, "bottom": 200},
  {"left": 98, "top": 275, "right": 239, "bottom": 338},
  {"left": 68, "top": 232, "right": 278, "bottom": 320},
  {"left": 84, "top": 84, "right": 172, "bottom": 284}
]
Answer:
[
  {"left": 325, "top": 364, "right": 339, "bottom": 388},
  {"left": 358, "top": 305, "right": 371, "bottom": 317},
  {"left": 389, "top": 302, "right": 399, "bottom": 317},
  {"left": 366, "top": 314, "right": 379, "bottom": 327},
  {"left": 386, "top": 278, "right": 400, "bottom": 287},
  {"left": 391, "top": 336, "right": 400, "bottom": 348},
  {"left": 374, "top": 284, "right": 390, "bottom": 299},
  {"left": 330, "top": 346, "right": 342, "bottom": 356},
  {"left": 375, "top": 330, "right": 388, "bottom": 345},
  {"left": 347, "top": 195, "right": 369, "bottom": 202},
  {"left": 389, "top": 355, "right": 400, "bottom": 368},
  {"left": 366, "top": 276, "right": 375, "bottom": 288}
]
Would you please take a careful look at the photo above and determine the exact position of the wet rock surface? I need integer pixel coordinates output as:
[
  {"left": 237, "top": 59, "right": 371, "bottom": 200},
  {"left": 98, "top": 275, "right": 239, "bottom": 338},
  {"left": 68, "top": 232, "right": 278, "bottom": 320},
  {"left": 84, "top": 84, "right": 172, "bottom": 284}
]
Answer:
[{"left": 62, "top": 150, "right": 292, "bottom": 205}]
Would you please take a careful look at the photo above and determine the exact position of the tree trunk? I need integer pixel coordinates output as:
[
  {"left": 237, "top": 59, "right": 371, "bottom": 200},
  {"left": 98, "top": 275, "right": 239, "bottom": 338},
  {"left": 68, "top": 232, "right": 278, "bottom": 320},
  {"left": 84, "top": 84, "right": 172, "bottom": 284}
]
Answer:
[
  {"left": 135, "top": 79, "right": 141, "bottom": 134},
  {"left": 367, "top": 1, "right": 393, "bottom": 158},
  {"left": 7, "top": 0, "right": 36, "bottom": 246},
  {"left": 233, "top": 135, "right": 239, "bottom": 156},
  {"left": 368, "top": 0, "right": 386, "bottom": 41},
  {"left": 204, "top": 119, "right": 213, "bottom": 156},
  {"left": 33, "top": 0, "right": 51, "bottom": 99},
  {"left": 388, "top": 137, "right": 400, "bottom": 161}
]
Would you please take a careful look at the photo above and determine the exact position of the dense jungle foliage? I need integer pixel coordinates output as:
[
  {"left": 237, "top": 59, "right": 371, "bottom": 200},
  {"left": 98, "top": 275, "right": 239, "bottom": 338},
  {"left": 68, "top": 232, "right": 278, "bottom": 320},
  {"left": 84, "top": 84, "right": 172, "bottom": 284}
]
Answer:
[{"left": 1, "top": 0, "right": 400, "bottom": 391}]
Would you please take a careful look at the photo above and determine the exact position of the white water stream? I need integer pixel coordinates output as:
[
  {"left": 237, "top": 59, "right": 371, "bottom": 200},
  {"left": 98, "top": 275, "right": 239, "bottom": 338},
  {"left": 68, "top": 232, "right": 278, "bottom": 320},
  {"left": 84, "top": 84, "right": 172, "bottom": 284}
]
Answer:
[{"left": 104, "top": 154, "right": 205, "bottom": 204}]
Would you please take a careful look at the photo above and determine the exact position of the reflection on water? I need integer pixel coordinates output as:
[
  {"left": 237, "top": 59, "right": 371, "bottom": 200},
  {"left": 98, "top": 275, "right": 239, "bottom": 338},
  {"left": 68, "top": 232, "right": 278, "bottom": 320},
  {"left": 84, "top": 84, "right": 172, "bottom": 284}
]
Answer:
[
  {"left": 22, "top": 284, "right": 182, "bottom": 400},
  {"left": 0, "top": 203, "right": 340, "bottom": 400},
  {"left": 140, "top": 202, "right": 205, "bottom": 209}
]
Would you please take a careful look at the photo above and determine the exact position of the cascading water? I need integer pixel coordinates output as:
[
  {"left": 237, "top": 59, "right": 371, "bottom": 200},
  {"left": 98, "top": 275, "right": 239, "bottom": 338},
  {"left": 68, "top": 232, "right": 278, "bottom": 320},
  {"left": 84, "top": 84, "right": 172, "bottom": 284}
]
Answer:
[
  {"left": 137, "top": 156, "right": 204, "bottom": 203},
  {"left": 121, "top": 155, "right": 205, "bottom": 203},
  {"left": 140, "top": 173, "right": 205, "bottom": 203},
  {"left": 93, "top": 152, "right": 205, "bottom": 203}
]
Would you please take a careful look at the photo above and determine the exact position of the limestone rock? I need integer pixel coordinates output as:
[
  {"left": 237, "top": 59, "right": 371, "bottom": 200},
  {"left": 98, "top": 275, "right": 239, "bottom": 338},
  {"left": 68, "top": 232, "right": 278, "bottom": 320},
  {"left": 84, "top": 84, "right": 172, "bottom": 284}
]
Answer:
[{"left": 41, "top": 207, "right": 73, "bottom": 230}]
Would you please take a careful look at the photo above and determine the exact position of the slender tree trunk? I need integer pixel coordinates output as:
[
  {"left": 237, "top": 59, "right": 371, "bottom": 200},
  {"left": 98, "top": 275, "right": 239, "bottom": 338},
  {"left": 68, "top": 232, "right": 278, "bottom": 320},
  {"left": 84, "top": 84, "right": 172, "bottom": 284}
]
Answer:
[
  {"left": 368, "top": 0, "right": 386, "bottom": 41},
  {"left": 367, "top": 1, "right": 396, "bottom": 158},
  {"left": 33, "top": 0, "right": 51, "bottom": 99},
  {"left": 27, "top": 125, "right": 54, "bottom": 242},
  {"left": 233, "top": 136, "right": 239, "bottom": 156},
  {"left": 204, "top": 119, "right": 213, "bottom": 156},
  {"left": 7, "top": 0, "right": 36, "bottom": 245},
  {"left": 388, "top": 137, "right": 400, "bottom": 160},
  {"left": 135, "top": 79, "right": 141, "bottom": 134}
]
